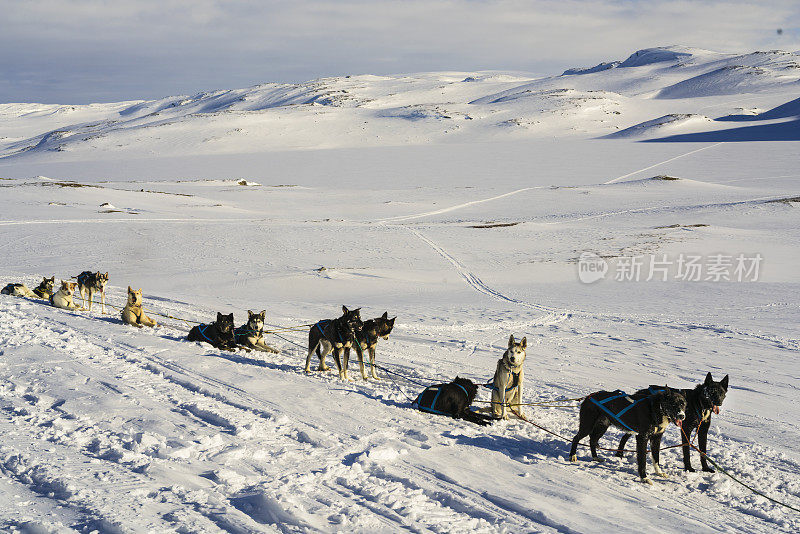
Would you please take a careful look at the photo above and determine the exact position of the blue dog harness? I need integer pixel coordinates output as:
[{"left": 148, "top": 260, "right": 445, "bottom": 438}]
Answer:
[
  {"left": 414, "top": 382, "right": 470, "bottom": 415},
  {"left": 588, "top": 388, "right": 664, "bottom": 432},
  {"left": 315, "top": 319, "right": 347, "bottom": 344}
]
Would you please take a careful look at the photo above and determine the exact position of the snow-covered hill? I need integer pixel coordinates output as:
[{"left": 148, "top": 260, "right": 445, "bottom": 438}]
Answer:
[
  {"left": 1, "top": 46, "right": 799, "bottom": 162},
  {"left": 0, "top": 47, "right": 799, "bottom": 532}
]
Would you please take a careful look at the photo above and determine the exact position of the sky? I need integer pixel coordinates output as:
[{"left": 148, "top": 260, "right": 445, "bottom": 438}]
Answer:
[{"left": 1, "top": 0, "right": 798, "bottom": 104}]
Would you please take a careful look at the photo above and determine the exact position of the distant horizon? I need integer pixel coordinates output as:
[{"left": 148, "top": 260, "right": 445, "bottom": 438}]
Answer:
[{"left": 1, "top": 1, "right": 798, "bottom": 105}]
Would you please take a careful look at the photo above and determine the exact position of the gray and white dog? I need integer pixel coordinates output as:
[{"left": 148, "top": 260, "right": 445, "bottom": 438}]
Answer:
[
  {"left": 75, "top": 271, "right": 109, "bottom": 313},
  {"left": 491, "top": 335, "right": 527, "bottom": 420},
  {"left": 305, "top": 306, "right": 363, "bottom": 381},
  {"left": 235, "top": 310, "right": 280, "bottom": 353}
]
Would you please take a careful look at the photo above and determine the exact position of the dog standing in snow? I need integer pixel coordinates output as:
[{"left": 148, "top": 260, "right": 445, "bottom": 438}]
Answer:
[
  {"left": 50, "top": 280, "right": 81, "bottom": 310},
  {"left": 75, "top": 271, "right": 109, "bottom": 313},
  {"left": 121, "top": 286, "right": 158, "bottom": 328},
  {"left": 491, "top": 335, "right": 527, "bottom": 420}
]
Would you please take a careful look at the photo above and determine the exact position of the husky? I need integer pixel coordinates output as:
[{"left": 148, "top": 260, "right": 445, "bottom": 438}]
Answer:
[
  {"left": 491, "top": 335, "right": 527, "bottom": 420},
  {"left": 50, "top": 280, "right": 81, "bottom": 310},
  {"left": 235, "top": 310, "right": 280, "bottom": 353},
  {"left": 415, "top": 376, "right": 494, "bottom": 426},
  {"left": 614, "top": 372, "right": 728, "bottom": 472},
  {"left": 2, "top": 283, "right": 36, "bottom": 298},
  {"left": 121, "top": 286, "right": 158, "bottom": 328},
  {"left": 75, "top": 271, "right": 109, "bottom": 313},
  {"left": 33, "top": 277, "right": 56, "bottom": 299},
  {"left": 348, "top": 312, "right": 395, "bottom": 380},
  {"left": 570, "top": 389, "right": 687, "bottom": 484},
  {"left": 305, "top": 306, "right": 363, "bottom": 380},
  {"left": 188, "top": 312, "right": 237, "bottom": 351}
]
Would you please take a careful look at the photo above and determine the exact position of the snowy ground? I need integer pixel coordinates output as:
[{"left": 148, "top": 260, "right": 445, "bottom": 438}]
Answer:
[{"left": 0, "top": 47, "right": 799, "bottom": 532}]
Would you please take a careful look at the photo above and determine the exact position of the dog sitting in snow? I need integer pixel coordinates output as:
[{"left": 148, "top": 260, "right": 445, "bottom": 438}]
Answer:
[
  {"left": 491, "top": 335, "right": 527, "bottom": 420},
  {"left": 121, "top": 286, "right": 158, "bottom": 328},
  {"left": 415, "top": 376, "right": 494, "bottom": 426},
  {"left": 188, "top": 312, "right": 237, "bottom": 351},
  {"left": 235, "top": 310, "right": 280, "bottom": 353},
  {"left": 33, "top": 276, "right": 55, "bottom": 299},
  {"left": 75, "top": 271, "right": 109, "bottom": 313},
  {"left": 348, "top": 312, "right": 395, "bottom": 380},
  {"left": 2, "top": 282, "right": 36, "bottom": 298},
  {"left": 50, "top": 280, "right": 81, "bottom": 310}
]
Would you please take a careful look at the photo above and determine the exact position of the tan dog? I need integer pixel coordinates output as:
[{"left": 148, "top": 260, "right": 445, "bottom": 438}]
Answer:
[
  {"left": 50, "top": 281, "right": 81, "bottom": 310},
  {"left": 121, "top": 286, "right": 157, "bottom": 328},
  {"left": 491, "top": 335, "right": 527, "bottom": 420}
]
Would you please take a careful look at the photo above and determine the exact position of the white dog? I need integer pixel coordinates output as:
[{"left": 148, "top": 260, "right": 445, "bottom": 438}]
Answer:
[
  {"left": 50, "top": 280, "right": 81, "bottom": 310},
  {"left": 491, "top": 335, "right": 527, "bottom": 420}
]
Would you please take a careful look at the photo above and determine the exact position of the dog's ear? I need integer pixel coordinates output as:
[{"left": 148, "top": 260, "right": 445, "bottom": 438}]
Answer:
[
  {"left": 389, "top": 317, "right": 396, "bottom": 326},
  {"left": 248, "top": 310, "right": 254, "bottom": 318},
  {"left": 128, "top": 286, "right": 133, "bottom": 292},
  {"left": 139, "top": 288, "right": 142, "bottom": 294},
  {"left": 259, "top": 310, "right": 266, "bottom": 318},
  {"left": 704, "top": 372, "right": 713, "bottom": 386},
  {"left": 720, "top": 375, "right": 729, "bottom": 391},
  {"left": 520, "top": 337, "right": 527, "bottom": 349},
  {"left": 342, "top": 305, "right": 349, "bottom": 314},
  {"left": 105, "top": 272, "right": 108, "bottom": 278},
  {"left": 217, "top": 312, "right": 224, "bottom": 322},
  {"left": 382, "top": 311, "right": 388, "bottom": 320},
  {"left": 508, "top": 334, "right": 515, "bottom": 348},
  {"left": 227, "top": 313, "right": 234, "bottom": 322}
]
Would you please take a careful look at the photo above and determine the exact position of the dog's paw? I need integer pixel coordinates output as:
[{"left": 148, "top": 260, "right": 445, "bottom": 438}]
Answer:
[
  {"left": 592, "top": 457, "right": 605, "bottom": 463},
  {"left": 702, "top": 467, "right": 715, "bottom": 473},
  {"left": 654, "top": 466, "right": 669, "bottom": 478},
  {"left": 641, "top": 477, "right": 654, "bottom": 486},
  {"left": 569, "top": 455, "right": 577, "bottom": 462},
  {"left": 614, "top": 451, "right": 625, "bottom": 458},
  {"left": 684, "top": 466, "right": 696, "bottom": 473}
]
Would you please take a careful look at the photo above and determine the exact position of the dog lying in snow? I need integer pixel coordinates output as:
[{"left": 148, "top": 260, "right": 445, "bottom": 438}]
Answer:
[
  {"left": 33, "top": 276, "right": 55, "bottom": 299},
  {"left": 614, "top": 372, "right": 728, "bottom": 472},
  {"left": 415, "top": 377, "right": 494, "bottom": 426},
  {"left": 2, "top": 282, "right": 36, "bottom": 298},
  {"left": 121, "top": 286, "right": 158, "bottom": 328},
  {"left": 50, "top": 280, "right": 81, "bottom": 310},
  {"left": 491, "top": 335, "right": 526, "bottom": 420},
  {"left": 235, "top": 310, "right": 280, "bottom": 353},
  {"left": 570, "top": 389, "right": 686, "bottom": 484},
  {"left": 188, "top": 312, "right": 237, "bottom": 351}
]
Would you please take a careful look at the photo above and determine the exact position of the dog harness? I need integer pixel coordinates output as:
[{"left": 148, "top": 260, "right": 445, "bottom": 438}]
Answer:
[
  {"left": 484, "top": 371, "right": 521, "bottom": 393},
  {"left": 315, "top": 319, "right": 348, "bottom": 344},
  {"left": 588, "top": 388, "right": 664, "bottom": 432},
  {"left": 414, "top": 382, "right": 470, "bottom": 415}
]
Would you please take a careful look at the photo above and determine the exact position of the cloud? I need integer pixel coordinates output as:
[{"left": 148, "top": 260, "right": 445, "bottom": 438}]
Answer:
[{"left": 1, "top": 0, "right": 798, "bottom": 103}]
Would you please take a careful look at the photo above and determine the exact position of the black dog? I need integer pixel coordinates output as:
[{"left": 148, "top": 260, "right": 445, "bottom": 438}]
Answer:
[
  {"left": 348, "top": 312, "right": 396, "bottom": 380},
  {"left": 570, "top": 389, "right": 686, "bottom": 484},
  {"left": 415, "top": 377, "right": 493, "bottom": 426},
  {"left": 188, "top": 312, "right": 237, "bottom": 352},
  {"left": 615, "top": 372, "right": 728, "bottom": 472},
  {"left": 305, "top": 306, "right": 364, "bottom": 380}
]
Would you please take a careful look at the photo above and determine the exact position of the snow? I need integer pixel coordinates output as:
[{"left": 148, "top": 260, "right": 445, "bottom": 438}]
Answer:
[{"left": 0, "top": 45, "right": 799, "bottom": 532}]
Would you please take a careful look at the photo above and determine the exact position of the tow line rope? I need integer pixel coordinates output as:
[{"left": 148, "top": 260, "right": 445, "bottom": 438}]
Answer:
[{"left": 680, "top": 427, "right": 800, "bottom": 513}]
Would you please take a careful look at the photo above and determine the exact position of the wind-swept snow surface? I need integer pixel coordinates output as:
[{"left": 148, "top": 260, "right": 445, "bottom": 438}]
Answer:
[{"left": 0, "top": 47, "right": 799, "bottom": 532}]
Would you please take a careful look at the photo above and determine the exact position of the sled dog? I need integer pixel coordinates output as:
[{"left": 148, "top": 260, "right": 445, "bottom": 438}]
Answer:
[
  {"left": 1, "top": 283, "right": 36, "bottom": 298},
  {"left": 188, "top": 312, "right": 237, "bottom": 351},
  {"left": 615, "top": 372, "right": 728, "bottom": 472},
  {"left": 50, "top": 280, "right": 81, "bottom": 310},
  {"left": 121, "top": 286, "right": 158, "bottom": 328},
  {"left": 305, "top": 306, "right": 363, "bottom": 380},
  {"left": 235, "top": 310, "right": 280, "bottom": 353},
  {"left": 415, "top": 377, "right": 494, "bottom": 426},
  {"left": 570, "top": 389, "right": 686, "bottom": 484},
  {"left": 75, "top": 271, "right": 109, "bottom": 313},
  {"left": 33, "top": 276, "right": 56, "bottom": 299},
  {"left": 349, "top": 312, "right": 395, "bottom": 380},
  {"left": 491, "top": 335, "right": 527, "bottom": 420}
]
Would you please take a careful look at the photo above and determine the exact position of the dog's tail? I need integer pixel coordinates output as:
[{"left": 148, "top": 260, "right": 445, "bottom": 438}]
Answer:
[{"left": 460, "top": 410, "right": 494, "bottom": 426}]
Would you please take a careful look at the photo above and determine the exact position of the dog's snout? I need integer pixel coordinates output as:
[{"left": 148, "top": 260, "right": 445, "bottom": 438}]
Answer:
[{"left": 677, "top": 411, "right": 685, "bottom": 421}]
